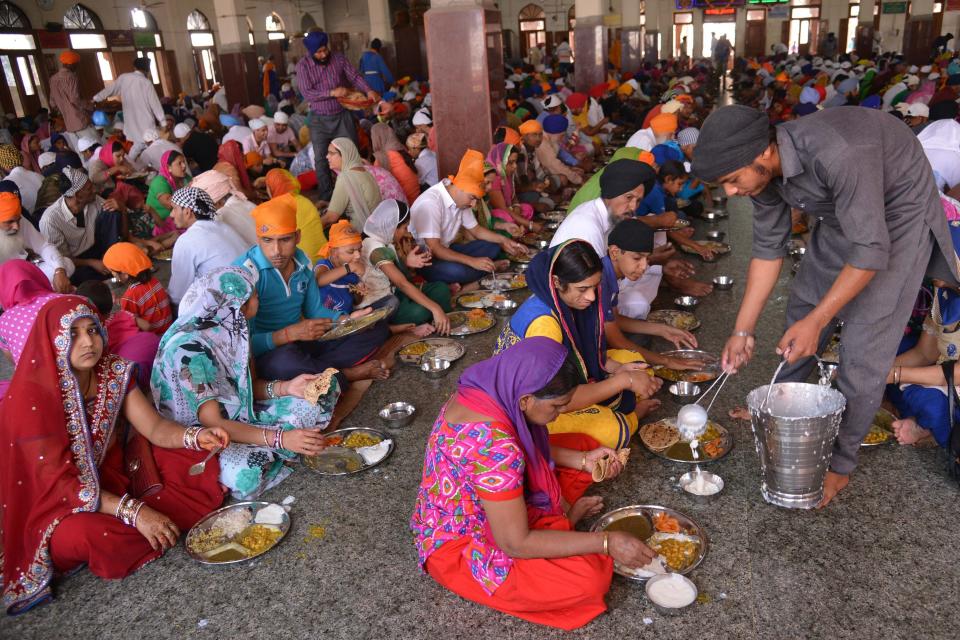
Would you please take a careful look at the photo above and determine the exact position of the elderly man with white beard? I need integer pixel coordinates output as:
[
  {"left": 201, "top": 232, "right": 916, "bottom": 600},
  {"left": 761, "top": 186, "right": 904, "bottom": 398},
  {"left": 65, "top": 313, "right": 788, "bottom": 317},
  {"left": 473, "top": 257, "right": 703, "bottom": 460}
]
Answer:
[{"left": 0, "top": 182, "right": 73, "bottom": 294}]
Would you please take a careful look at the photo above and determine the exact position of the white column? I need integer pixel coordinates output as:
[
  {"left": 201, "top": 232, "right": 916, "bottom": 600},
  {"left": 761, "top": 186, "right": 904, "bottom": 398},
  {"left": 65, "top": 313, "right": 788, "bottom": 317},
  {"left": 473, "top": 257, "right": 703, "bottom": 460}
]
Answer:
[{"left": 368, "top": 0, "right": 392, "bottom": 44}]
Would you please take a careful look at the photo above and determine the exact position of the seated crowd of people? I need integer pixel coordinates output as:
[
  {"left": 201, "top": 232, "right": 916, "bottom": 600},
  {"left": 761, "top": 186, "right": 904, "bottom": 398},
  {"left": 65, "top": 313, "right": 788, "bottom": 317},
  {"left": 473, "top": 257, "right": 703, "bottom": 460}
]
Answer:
[{"left": 2, "top": 27, "right": 959, "bottom": 630}]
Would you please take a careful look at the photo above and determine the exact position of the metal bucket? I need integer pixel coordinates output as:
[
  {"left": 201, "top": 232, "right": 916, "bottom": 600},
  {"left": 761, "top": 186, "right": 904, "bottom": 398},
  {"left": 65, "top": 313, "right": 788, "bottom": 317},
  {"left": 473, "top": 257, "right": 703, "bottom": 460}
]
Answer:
[{"left": 746, "top": 382, "right": 846, "bottom": 509}]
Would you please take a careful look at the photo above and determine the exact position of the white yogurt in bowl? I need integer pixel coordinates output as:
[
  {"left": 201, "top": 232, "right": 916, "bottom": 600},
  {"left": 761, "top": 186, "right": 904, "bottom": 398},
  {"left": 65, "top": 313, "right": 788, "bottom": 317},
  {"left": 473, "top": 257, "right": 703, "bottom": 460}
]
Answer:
[{"left": 645, "top": 573, "right": 698, "bottom": 613}]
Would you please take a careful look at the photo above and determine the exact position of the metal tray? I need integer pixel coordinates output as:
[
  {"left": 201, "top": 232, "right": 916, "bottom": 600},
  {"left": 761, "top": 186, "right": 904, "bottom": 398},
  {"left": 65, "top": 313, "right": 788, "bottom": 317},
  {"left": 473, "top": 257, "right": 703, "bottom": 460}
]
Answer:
[
  {"left": 447, "top": 310, "right": 496, "bottom": 337},
  {"left": 302, "top": 427, "right": 394, "bottom": 476},
  {"left": 646, "top": 310, "right": 701, "bottom": 331},
  {"left": 185, "top": 501, "right": 290, "bottom": 565},
  {"left": 152, "top": 249, "right": 172, "bottom": 262},
  {"left": 862, "top": 408, "right": 896, "bottom": 447},
  {"left": 398, "top": 337, "right": 466, "bottom": 366},
  {"left": 540, "top": 211, "right": 566, "bottom": 222},
  {"left": 639, "top": 417, "right": 734, "bottom": 464},
  {"left": 318, "top": 306, "right": 391, "bottom": 342},
  {"left": 481, "top": 272, "right": 527, "bottom": 291},
  {"left": 452, "top": 289, "right": 496, "bottom": 309},
  {"left": 657, "top": 218, "right": 691, "bottom": 232},
  {"left": 591, "top": 505, "right": 709, "bottom": 581},
  {"left": 653, "top": 350, "right": 720, "bottom": 383}
]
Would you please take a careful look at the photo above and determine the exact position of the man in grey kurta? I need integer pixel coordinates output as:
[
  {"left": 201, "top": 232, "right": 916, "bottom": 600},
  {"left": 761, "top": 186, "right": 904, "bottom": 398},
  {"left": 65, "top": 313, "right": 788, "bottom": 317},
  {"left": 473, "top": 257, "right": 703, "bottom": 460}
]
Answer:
[{"left": 693, "top": 105, "right": 958, "bottom": 507}]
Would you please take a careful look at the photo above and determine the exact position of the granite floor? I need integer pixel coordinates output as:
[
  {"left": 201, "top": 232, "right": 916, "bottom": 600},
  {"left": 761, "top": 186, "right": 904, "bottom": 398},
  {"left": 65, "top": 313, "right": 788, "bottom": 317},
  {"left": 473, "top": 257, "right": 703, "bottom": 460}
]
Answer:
[{"left": 5, "top": 196, "right": 959, "bottom": 640}]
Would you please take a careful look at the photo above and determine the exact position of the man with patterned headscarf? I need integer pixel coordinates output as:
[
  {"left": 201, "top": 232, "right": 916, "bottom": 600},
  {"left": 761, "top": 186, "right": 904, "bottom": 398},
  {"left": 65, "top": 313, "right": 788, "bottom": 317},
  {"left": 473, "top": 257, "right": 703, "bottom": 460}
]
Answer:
[
  {"left": 0, "top": 144, "right": 42, "bottom": 217},
  {"left": 39, "top": 167, "right": 123, "bottom": 284}
]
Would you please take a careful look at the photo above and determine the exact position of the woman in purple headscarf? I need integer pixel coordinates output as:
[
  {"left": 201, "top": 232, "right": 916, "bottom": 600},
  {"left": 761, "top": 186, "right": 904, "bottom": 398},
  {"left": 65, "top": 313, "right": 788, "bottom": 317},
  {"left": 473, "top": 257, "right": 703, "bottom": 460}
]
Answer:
[{"left": 410, "top": 337, "right": 654, "bottom": 630}]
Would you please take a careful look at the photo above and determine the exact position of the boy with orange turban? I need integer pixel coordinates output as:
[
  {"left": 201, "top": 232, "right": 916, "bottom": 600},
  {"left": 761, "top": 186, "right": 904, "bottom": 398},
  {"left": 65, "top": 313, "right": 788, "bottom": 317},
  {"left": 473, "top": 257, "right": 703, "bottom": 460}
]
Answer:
[{"left": 410, "top": 149, "right": 528, "bottom": 284}]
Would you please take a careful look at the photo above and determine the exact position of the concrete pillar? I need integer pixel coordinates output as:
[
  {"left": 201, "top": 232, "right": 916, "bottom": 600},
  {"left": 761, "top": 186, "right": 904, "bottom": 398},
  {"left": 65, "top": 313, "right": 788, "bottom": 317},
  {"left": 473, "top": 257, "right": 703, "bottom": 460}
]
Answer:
[
  {"left": 645, "top": 0, "right": 666, "bottom": 61},
  {"left": 620, "top": 0, "right": 642, "bottom": 74},
  {"left": 368, "top": 0, "right": 393, "bottom": 44},
  {"left": 213, "top": 0, "right": 260, "bottom": 109},
  {"left": 425, "top": 0, "right": 504, "bottom": 177},
  {"left": 574, "top": 0, "right": 607, "bottom": 92}
]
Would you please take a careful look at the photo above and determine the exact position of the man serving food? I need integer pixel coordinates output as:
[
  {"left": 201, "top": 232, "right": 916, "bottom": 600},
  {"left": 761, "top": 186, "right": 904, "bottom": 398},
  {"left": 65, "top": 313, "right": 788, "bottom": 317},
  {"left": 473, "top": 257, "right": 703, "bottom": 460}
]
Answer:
[{"left": 693, "top": 105, "right": 959, "bottom": 507}]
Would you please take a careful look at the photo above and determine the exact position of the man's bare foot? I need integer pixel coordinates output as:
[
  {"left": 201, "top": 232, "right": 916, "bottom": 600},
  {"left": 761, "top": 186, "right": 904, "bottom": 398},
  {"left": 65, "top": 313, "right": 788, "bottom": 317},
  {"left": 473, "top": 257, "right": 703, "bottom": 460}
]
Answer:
[
  {"left": 671, "top": 278, "right": 714, "bottom": 297},
  {"left": 568, "top": 495, "right": 604, "bottom": 525},
  {"left": 344, "top": 359, "right": 391, "bottom": 381},
  {"left": 389, "top": 323, "right": 416, "bottom": 334},
  {"left": 892, "top": 418, "right": 931, "bottom": 445},
  {"left": 816, "top": 470, "right": 849, "bottom": 509},
  {"left": 459, "top": 281, "right": 480, "bottom": 293},
  {"left": 635, "top": 399, "right": 661, "bottom": 420},
  {"left": 729, "top": 406, "right": 751, "bottom": 421},
  {"left": 412, "top": 324, "right": 436, "bottom": 338}
]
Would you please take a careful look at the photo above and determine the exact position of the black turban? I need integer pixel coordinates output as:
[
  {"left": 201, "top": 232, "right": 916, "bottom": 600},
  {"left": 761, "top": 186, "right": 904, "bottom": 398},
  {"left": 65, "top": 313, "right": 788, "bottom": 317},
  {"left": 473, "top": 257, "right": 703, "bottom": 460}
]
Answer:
[
  {"left": 692, "top": 105, "right": 771, "bottom": 182},
  {"left": 599, "top": 159, "right": 656, "bottom": 199},
  {"left": 608, "top": 219, "right": 654, "bottom": 254}
]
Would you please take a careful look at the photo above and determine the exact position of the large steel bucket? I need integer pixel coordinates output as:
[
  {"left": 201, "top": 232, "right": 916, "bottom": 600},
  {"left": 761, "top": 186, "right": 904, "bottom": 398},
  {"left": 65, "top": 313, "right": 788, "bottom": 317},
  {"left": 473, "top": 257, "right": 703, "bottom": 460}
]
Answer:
[{"left": 746, "top": 383, "right": 846, "bottom": 509}]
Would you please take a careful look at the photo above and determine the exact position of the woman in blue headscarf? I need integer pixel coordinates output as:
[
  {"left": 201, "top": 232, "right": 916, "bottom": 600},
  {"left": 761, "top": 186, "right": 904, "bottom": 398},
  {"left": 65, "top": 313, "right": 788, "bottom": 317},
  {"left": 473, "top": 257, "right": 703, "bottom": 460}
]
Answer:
[
  {"left": 494, "top": 240, "right": 661, "bottom": 449},
  {"left": 410, "top": 337, "right": 654, "bottom": 630},
  {"left": 886, "top": 219, "right": 960, "bottom": 448}
]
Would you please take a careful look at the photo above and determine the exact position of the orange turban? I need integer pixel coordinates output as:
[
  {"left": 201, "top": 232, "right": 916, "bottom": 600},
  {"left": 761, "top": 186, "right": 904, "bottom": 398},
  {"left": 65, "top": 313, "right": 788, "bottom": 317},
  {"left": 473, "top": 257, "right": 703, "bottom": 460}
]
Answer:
[
  {"left": 776, "top": 71, "right": 789, "bottom": 83},
  {"left": 0, "top": 191, "right": 20, "bottom": 222},
  {"left": 675, "top": 94, "right": 694, "bottom": 104},
  {"left": 519, "top": 120, "right": 542, "bottom": 135},
  {"left": 450, "top": 149, "right": 486, "bottom": 198},
  {"left": 103, "top": 242, "right": 152, "bottom": 276},
  {"left": 244, "top": 151, "right": 262, "bottom": 168},
  {"left": 60, "top": 51, "right": 80, "bottom": 65},
  {"left": 638, "top": 151, "right": 655, "bottom": 167},
  {"left": 252, "top": 194, "right": 297, "bottom": 237},
  {"left": 502, "top": 127, "right": 522, "bottom": 146},
  {"left": 650, "top": 113, "right": 678, "bottom": 134},
  {"left": 318, "top": 220, "right": 361, "bottom": 257},
  {"left": 266, "top": 168, "right": 300, "bottom": 198}
]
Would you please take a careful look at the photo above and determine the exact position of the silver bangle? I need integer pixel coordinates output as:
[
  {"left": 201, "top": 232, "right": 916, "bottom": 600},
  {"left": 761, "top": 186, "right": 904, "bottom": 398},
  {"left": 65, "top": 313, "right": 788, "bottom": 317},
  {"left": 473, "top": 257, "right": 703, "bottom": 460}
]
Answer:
[
  {"left": 266, "top": 380, "right": 278, "bottom": 399},
  {"left": 731, "top": 331, "right": 754, "bottom": 338}
]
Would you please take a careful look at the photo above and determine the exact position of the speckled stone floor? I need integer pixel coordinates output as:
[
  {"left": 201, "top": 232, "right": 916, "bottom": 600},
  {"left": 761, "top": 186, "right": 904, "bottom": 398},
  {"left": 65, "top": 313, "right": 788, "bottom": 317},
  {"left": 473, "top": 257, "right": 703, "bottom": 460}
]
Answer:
[{"left": 5, "top": 196, "right": 959, "bottom": 640}]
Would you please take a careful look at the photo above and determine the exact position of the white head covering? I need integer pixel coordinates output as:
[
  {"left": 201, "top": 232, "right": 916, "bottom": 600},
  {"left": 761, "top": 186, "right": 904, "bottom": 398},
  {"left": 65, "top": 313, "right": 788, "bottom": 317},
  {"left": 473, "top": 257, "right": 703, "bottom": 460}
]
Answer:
[
  {"left": 908, "top": 65, "right": 920, "bottom": 73},
  {"left": 907, "top": 103, "right": 929, "bottom": 118},
  {"left": 929, "top": 72, "right": 941, "bottom": 80},
  {"left": 505, "top": 80, "right": 515, "bottom": 89},
  {"left": 113, "top": 121, "right": 124, "bottom": 131},
  {"left": 920, "top": 64, "right": 932, "bottom": 73},
  {"left": 661, "top": 100, "right": 683, "bottom": 114},
  {"left": 542, "top": 94, "right": 563, "bottom": 110},
  {"left": 363, "top": 198, "right": 409, "bottom": 248},
  {"left": 412, "top": 109, "right": 432, "bottom": 126},
  {"left": 422, "top": 94, "right": 432, "bottom": 107},
  {"left": 142, "top": 127, "right": 159, "bottom": 143},
  {"left": 249, "top": 118, "right": 266, "bottom": 131},
  {"left": 918, "top": 119, "right": 960, "bottom": 152},
  {"left": 272, "top": 111, "right": 289, "bottom": 124},
  {"left": 38, "top": 151, "right": 56, "bottom": 169},
  {"left": 402, "top": 91, "right": 416, "bottom": 102},
  {"left": 173, "top": 123, "right": 191, "bottom": 138},
  {"left": 77, "top": 137, "right": 97, "bottom": 152}
]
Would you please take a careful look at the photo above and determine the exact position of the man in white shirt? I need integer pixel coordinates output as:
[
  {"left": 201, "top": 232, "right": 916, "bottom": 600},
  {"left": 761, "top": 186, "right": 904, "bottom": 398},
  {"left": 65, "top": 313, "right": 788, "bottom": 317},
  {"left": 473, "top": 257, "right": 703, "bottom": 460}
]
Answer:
[
  {"left": 550, "top": 159, "right": 656, "bottom": 255},
  {"left": 267, "top": 111, "right": 301, "bottom": 166},
  {"left": 40, "top": 168, "right": 123, "bottom": 284},
  {"left": 406, "top": 132, "right": 438, "bottom": 187},
  {"left": 0, "top": 188, "right": 72, "bottom": 291},
  {"left": 222, "top": 124, "right": 254, "bottom": 147},
  {"left": 136, "top": 127, "right": 181, "bottom": 172},
  {"left": 0, "top": 144, "right": 42, "bottom": 215},
  {"left": 93, "top": 57, "right": 165, "bottom": 144},
  {"left": 411, "top": 149, "right": 527, "bottom": 284},
  {"left": 167, "top": 186, "right": 251, "bottom": 304}
]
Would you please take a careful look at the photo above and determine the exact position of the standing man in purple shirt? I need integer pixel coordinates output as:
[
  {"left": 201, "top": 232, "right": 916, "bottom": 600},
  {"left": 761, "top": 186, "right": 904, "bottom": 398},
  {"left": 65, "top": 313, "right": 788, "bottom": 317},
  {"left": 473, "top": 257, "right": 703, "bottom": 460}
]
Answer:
[{"left": 297, "top": 30, "right": 380, "bottom": 200}]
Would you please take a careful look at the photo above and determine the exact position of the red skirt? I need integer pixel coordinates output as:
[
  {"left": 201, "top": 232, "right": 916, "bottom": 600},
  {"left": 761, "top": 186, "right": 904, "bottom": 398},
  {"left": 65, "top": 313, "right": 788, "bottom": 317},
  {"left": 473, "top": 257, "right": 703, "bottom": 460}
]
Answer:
[
  {"left": 48, "top": 443, "right": 224, "bottom": 579},
  {"left": 424, "top": 432, "right": 612, "bottom": 631}
]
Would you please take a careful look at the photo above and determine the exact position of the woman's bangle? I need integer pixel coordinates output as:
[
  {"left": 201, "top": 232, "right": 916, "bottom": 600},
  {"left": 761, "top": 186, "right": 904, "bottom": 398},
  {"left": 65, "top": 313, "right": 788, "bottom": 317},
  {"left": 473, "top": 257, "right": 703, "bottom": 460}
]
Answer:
[
  {"left": 580, "top": 453, "right": 587, "bottom": 471},
  {"left": 603, "top": 532, "right": 610, "bottom": 556},
  {"left": 182, "top": 426, "right": 202, "bottom": 451},
  {"left": 266, "top": 380, "right": 279, "bottom": 399},
  {"left": 895, "top": 366, "right": 902, "bottom": 385},
  {"left": 731, "top": 330, "right": 754, "bottom": 338},
  {"left": 261, "top": 428, "right": 271, "bottom": 447},
  {"left": 272, "top": 428, "right": 283, "bottom": 450},
  {"left": 115, "top": 493, "right": 130, "bottom": 518}
]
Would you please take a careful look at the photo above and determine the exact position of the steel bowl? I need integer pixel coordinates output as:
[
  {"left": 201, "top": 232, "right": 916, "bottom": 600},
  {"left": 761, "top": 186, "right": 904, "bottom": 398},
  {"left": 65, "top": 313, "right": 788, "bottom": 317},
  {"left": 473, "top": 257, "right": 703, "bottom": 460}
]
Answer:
[
  {"left": 544, "top": 221, "right": 560, "bottom": 230},
  {"left": 513, "top": 261, "right": 530, "bottom": 273},
  {"left": 420, "top": 357, "right": 452, "bottom": 379},
  {"left": 645, "top": 573, "right": 698, "bottom": 615},
  {"left": 491, "top": 299, "right": 518, "bottom": 316},
  {"left": 706, "top": 230, "right": 726, "bottom": 241},
  {"left": 532, "top": 239, "right": 549, "bottom": 249},
  {"left": 669, "top": 382, "right": 701, "bottom": 402},
  {"left": 789, "top": 246, "right": 806, "bottom": 259},
  {"left": 712, "top": 276, "right": 734, "bottom": 290},
  {"left": 701, "top": 211, "right": 721, "bottom": 222},
  {"left": 674, "top": 295, "right": 699, "bottom": 309},
  {"left": 378, "top": 402, "right": 416, "bottom": 430},
  {"left": 679, "top": 470, "right": 725, "bottom": 504}
]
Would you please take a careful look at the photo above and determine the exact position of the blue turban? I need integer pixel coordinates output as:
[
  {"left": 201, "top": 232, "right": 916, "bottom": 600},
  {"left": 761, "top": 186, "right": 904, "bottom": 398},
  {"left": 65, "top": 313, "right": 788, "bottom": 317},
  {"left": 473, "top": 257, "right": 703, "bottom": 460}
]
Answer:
[
  {"left": 304, "top": 30, "right": 329, "bottom": 54},
  {"left": 652, "top": 143, "right": 683, "bottom": 166},
  {"left": 92, "top": 110, "right": 109, "bottom": 127},
  {"left": 799, "top": 86, "right": 820, "bottom": 105},
  {"left": 219, "top": 114, "right": 242, "bottom": 127},
  {"left": 542, "top": 114, "right": 568, "bottom": 134},
  {"left": 382, "top": 91, "right": 397, "bottom": 102},
  {"left": 861, "top": 95, "right": 881, "bottom": 109},
  {"left": 794, "top": 103, "right": 818, "bottom": 117}
]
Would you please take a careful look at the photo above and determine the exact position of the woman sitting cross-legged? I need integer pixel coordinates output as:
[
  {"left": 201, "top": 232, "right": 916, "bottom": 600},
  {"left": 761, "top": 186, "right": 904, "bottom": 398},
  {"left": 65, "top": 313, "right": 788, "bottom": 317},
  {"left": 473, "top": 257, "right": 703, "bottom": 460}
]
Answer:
[
  {"left": 1, "top": 295, "right": 229, "bottom": 615},
  {"left": 410, "top": 338, "right": 655, "bottom": 630},
  {"left": 495, "top": 240, "right": 661, "bottom": 449},
  {"left": 151, "top": 266, "right": 341, "bottom": 500}
]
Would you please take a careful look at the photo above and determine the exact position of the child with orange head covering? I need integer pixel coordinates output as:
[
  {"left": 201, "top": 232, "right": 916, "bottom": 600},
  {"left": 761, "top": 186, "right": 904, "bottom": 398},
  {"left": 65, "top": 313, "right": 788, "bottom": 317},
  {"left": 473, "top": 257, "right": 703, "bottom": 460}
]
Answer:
[
  {"left": 102, "top": 242, "right": 173, "bottom": 336},
  {"left": 314, "top": 220, "right": 365, "bottom": 312}
]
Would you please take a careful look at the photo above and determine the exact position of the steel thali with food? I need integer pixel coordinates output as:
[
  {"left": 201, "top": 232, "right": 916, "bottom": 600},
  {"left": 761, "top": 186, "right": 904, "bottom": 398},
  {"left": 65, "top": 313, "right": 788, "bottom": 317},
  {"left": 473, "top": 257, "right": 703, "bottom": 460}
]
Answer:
[
  {"left": 653, "top": 349, "right": 720, "bottom": 383},
  {"left": 185, "top": 501, "right": 291, "bottom": 565},
  {"left": 319, "top": 306, "right": 392, "bottom": 342},
  {"left": 302, "top": 427, "right": 394, "bottom": 476},
  {"left": 447, "top": 310, "right": 497, "bottom": 336},
  {"left": 646, "top": 309, "right": 701, "bottom": 332},
  {"left": 591, "top": 505, "right": 708, "bottom": 582},
  {"left": 398, "top": 338, "right": 466, "bottom": 366},
  {"left": 862, "top": 408, "right": 896, "bottom": 447},
  {"left": 452, "top": 289, "right": 496, "bottom": 309},
  {"left": 638, "top": 417, "right": 734, "bottom": 464}
]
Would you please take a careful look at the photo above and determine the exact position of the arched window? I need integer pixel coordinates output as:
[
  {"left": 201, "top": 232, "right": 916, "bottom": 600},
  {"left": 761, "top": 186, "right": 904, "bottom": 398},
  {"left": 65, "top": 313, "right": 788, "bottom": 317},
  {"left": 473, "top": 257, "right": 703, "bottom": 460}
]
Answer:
[
  {"left": 0, "top": 1, "right": 44, "bottom": 117},
  {"left": 187, "top": 10, "right": 218, "bottom": 91},
  {"left": 519, "top": 4, "right": 546, "bottom": 52},
  {"left": 301, "top": 13, "right": 317, "bottom": 33},
  {"left": 266, "top": 12, "right": 286, "bottom": 41},
  {"left": 247, "top": 16, "right": 255, "bottom": 47},
  {"left": 131, "top": 9, "right": 162, "bottom": 87},
  {"left": 64, "top": 4, "right": 112, "bottom": 83}
]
